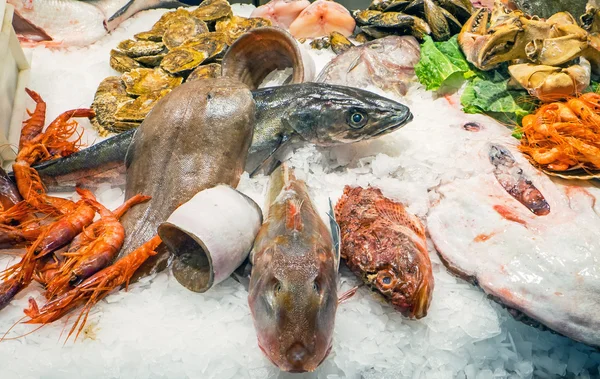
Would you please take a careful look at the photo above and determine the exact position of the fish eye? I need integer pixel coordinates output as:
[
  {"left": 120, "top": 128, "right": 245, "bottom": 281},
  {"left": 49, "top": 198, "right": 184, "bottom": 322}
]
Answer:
[
  {"left": 348, "top": 110, "right": 367, "bottom": 129},
  {"left": 313, "top": 281, "right": 320, "bottom": 293},
  {"left": 274, "top": 282, "right": 282, "bottom": 294},
  {"left": 382, "top": 276, "right": 391, "bottom": 285}
]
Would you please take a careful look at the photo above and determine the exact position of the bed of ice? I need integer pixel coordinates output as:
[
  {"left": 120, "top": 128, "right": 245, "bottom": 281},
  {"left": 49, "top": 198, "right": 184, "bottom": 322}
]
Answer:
[{"left": 0, "top": 4, "right": 598, "bottom": 379}]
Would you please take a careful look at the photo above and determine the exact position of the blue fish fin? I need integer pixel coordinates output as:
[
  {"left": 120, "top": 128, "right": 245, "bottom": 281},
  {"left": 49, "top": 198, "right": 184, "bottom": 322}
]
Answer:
[{"left": 249, "top": 134, "right": 292, "bottom": 177}]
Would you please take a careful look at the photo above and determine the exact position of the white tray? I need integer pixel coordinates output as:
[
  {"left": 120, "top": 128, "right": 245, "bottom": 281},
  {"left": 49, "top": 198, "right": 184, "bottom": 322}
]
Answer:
[{"left": 0, "top": 0, "right": 31, "bottom": 165}]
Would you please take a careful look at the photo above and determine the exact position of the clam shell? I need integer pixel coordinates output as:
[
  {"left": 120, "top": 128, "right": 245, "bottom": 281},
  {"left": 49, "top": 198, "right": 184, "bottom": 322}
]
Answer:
[{"left": 221, "top": 26, "right": 305, "bottom": 90}]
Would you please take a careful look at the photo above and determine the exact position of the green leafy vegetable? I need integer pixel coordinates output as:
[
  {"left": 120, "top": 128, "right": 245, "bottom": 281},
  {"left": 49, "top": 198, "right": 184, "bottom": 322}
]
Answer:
[
  {"left": 460, "top": 72, "right": 536, "bottom": 126},
  {"left": 415, "top": 35, "right": 474, "bottom": 91}
]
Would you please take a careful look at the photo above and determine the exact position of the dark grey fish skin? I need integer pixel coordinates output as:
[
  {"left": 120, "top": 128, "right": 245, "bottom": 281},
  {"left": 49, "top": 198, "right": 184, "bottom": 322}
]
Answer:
[
  {"left": 104, "top": 0, "right": 188, "bottom": 31},
  {"left": 248, "top": 83, "right": 413, "bottom": 176},
  {"left": 118, "top": 78, "right": 254, "bottom": 282},
  {"left": 9, "top": 129, "right": 135, "bottom": 192},
  {"left": 511, "top": 0, "right": 586, "bottom": 19},
  {"left": 21, "top": 83, "right": 412, "bottom": 190}
]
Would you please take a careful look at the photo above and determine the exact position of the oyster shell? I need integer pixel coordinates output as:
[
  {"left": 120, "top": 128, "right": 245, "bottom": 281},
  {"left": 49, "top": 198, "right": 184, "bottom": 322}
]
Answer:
[
  {"left": 117, "top": 39, "right": 166, "bottom": 58},
  {"left": 216, "top": 16, "right": 272, "bottom": 45},
  {"left": 191, "top": 0, "right": 233, "bottom": 22},
  {"left": 121, "top": 68, "right": 183, "bottom": 96},
  {"left": 186, "top": 63, "right": 222, "bottom": 82},
  {"left": 134, "top": 53, "right": 167, "bottom": 67},
  {"left": 161, "top": 48, "right": 210, "bottom": 75},
  {"left": 110, "top": 49, "right": 143, "bottom": 73},
  {"left": 163, "top": 16, "right": 209, "bottom": 50},
  {"left": 91, "top": 76, "right": 135, "bottom": 136},
  {"left": 114, "top": 89, "right": 172, "bottom": 123}
]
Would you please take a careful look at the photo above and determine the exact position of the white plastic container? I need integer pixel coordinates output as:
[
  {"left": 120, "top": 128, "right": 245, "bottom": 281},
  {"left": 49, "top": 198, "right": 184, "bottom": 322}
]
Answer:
[{"left": 0, "top": 1, "right": 31, "bottom": 165}]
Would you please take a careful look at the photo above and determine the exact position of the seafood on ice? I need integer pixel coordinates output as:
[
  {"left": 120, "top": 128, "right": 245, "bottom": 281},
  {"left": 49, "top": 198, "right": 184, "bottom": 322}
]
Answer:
[
  {"left": 248, "top": 164, "right": 341, "bottom": 373},
  {"left": 335, "top": 186, "right": 434, "bottom": 319},
  {"left": 316, "top": 35, "right": 421, "bottom": 97},
  {"left": 10, "top": 0, "right": 189, "bottom": 47}
]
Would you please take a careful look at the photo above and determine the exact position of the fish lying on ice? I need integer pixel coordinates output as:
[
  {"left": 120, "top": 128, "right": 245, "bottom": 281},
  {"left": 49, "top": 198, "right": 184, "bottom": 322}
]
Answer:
[
  {"left": 335, "top": 186, "right": 434, "bottom": 319},
  {"left": 16, "top": 83, "right": 413, "bottom": 190},
  {"left": 288, "top": 0, "right": 356, "bottom": 39},
  {"left": 427, "top": 139, "right": 600, "bottom": 348},
  {"left": 250, "top": 0, "right": 310, "bottom": 28},
  {"left": 248, "top": 164, "right": 340, "bottom": 373},
  {"left": 316, "top": 36, "right": 421, "bottom": 97},
  {"left": 10, "top": 0, "right": 188, "bottom": 46}
]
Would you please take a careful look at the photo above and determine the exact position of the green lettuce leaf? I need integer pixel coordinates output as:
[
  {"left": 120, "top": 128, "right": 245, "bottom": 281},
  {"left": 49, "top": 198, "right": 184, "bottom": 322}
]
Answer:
[
  {"left": 415, "top": 35, "right": 474, "bottom": 91},
  {"left": 460, "top": 73, "right": 536, "bottom": 126}
]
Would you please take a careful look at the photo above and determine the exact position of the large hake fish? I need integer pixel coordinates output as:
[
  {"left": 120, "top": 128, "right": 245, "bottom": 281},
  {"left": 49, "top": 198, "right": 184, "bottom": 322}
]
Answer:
[
  {"left": 248, "top": 164, "right": 340, "bottom": 373},
  {"left": 21, "top": 83, "right": 413, "bottom": 189},
  {"left": 118, "top": 77, "right": 254, "bottom": 281}
]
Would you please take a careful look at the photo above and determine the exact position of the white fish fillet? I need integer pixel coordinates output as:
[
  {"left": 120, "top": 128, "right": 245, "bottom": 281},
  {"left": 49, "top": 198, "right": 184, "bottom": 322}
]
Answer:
[
  {"left": 9, "top": 0, "right": 107, "bottom": 46},
  {"left": 427, "top": 138, "right": 600, "bottom": 347}
]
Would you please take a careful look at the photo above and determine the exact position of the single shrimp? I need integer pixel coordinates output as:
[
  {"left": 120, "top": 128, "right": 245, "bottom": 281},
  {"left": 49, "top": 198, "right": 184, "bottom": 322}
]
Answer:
[
  {"left": 19, "top": 89, "right": 46, "bottom": 149},
  {"left": 23, "top": 236, "right": 161, "bottom": 342},
  {"left": 45, "top": 190, "right": 150, "bottom": 298},
  {"left": 0, "top": 223, "right": 41, "bottom": 249}
]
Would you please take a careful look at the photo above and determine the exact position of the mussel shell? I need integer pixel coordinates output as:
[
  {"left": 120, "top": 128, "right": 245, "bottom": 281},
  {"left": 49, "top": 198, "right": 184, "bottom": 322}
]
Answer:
[
  {"left": 360, "top": 25, "right": 396, "bottom": 38},
  {"left": 437, "top": 0, "right": 473, "bottom": 22},
  {"left": 160, "top": 48, "right": 210, "bottom": 75},
  {"left": 540, "top": 168, "right": 600, "bottom": 180},
  {"left": 110, "top": 49, "right": 143, "bottom": 73},
  {"left": 186, "top": 63, "right": 222, "bottom": 82},
  {"left": 404, "top": 0, "right": 424, "bottom": 15},
  {"left": 423, "top": 0, "right": 450, "bottom": 41},
  {"left": 384, "top": 0, "right": 411, "bottom": 13},
  {"left": 163, "top": 16, "right": 209, "bottom": 50},
  {"left": 221, "top": 26, "right": 304, "bottom": 90},
  {"left": 121, "top": 68, "right": 183, "bottom": 96},
  {"left": 353, "top": 9, "right": 382, "bottom": 25},
  {"left": 118, "top": 39, "right": 166, "bottom": 58},
  {"left": 439, "top": 6, "right": 463, "bottom": 34},
  {"left": 368, "top": 12, "right": 415, "bottom": 28},
  {"left": 310, "top": 37, "right": 331, "bottom": 50},
  {"left": 368, "top": 0, "right": 392, "bottom": 11},
  {"left": 330, "top": 31, "right": 354, "bottom": 55},
  {"left": 191, "top": 0, "right": 233, "bottom": 22},
  {"left": 353, "top": 32, "right": 372, "bottom": 43}
]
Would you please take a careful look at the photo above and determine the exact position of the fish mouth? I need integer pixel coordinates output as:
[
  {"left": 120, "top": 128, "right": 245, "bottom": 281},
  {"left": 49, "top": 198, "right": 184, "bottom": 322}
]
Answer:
[{"left": 373, "top": 111, "right": 414, "bottom": 137}]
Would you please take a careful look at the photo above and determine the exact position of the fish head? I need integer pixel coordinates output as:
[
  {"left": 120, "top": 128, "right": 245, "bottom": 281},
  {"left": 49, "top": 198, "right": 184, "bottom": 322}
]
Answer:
[
  {"left": 248, "top": 240, "right": 338, "bottom": 372},
  {"left": 286, "top": 83, "right": 413, "bottom": 145}
]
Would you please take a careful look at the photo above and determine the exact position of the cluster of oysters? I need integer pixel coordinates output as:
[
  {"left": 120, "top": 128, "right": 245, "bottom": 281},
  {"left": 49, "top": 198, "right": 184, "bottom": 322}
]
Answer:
[{"left": 91, "top": 0, "right": 271, "bottom": 136}]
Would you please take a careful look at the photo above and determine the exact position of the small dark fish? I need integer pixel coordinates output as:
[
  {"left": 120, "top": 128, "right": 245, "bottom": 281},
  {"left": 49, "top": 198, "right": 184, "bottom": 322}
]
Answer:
[
  {"left": 489, "top": 143, "right": 550, "bottom": 216},
  {"left": 19, "top": 83, "right": 413, "bottom": 190},
  {"left": 105, "top": 0, "right": 189, "bottom": 31}
]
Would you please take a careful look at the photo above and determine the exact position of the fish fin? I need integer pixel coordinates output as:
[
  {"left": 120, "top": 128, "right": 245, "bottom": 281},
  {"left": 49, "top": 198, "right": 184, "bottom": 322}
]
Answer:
[
  {"left": 285, "top": 198, "right": 304, "bottom": 231},
  {"left": 12, "top": 11, "right": 53, "bottom": 42},
  {"left": 249, "top": 134, "right": 292, "bottom": 177},
  {"left": 375, "top": 199, "right": 424, "bottom": 237},
  {"left": 327, "top": 198, "right": 341, "bottom": 271},
  {"left": 338, "top": 286, "right": 359, "bottom": 305}
]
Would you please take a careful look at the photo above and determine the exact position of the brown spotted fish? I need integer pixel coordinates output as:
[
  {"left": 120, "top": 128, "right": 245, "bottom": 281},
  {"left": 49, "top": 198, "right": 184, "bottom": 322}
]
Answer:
[
  {"left": 335, "top": 186, "right": 433, "bottom": 319},
  {"left": 248, "top": 164, "right": 339, "bottom": 373}
]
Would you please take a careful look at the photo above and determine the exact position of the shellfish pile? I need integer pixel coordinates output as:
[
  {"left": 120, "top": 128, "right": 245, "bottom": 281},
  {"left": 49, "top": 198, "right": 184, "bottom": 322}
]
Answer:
[{"left": 91, "top": 0, "right": 271, "bottom": 135}]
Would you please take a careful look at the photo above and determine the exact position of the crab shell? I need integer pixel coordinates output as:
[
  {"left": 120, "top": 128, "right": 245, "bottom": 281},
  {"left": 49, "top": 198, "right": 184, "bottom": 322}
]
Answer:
[
  {"left": 459, "top": 1, "right": 594, "bottom": 71},
  {"left": 508, "top": 59, "right": 591, "bottom": 101}
]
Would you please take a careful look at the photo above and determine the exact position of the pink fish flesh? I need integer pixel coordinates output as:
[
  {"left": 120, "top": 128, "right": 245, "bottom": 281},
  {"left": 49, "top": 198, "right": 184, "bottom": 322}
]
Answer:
[
  {"left": 250, "top": 0, "right": 310, "bottom": 29},
  {"left": 288, "top": 0, "right": 355, "bottom": 39}
]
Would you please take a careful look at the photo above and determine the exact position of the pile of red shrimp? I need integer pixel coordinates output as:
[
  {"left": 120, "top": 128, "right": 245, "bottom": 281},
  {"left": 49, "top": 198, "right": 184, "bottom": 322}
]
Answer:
[{"left": 519, "top": 92, "right": 600, "bottom": 172}]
